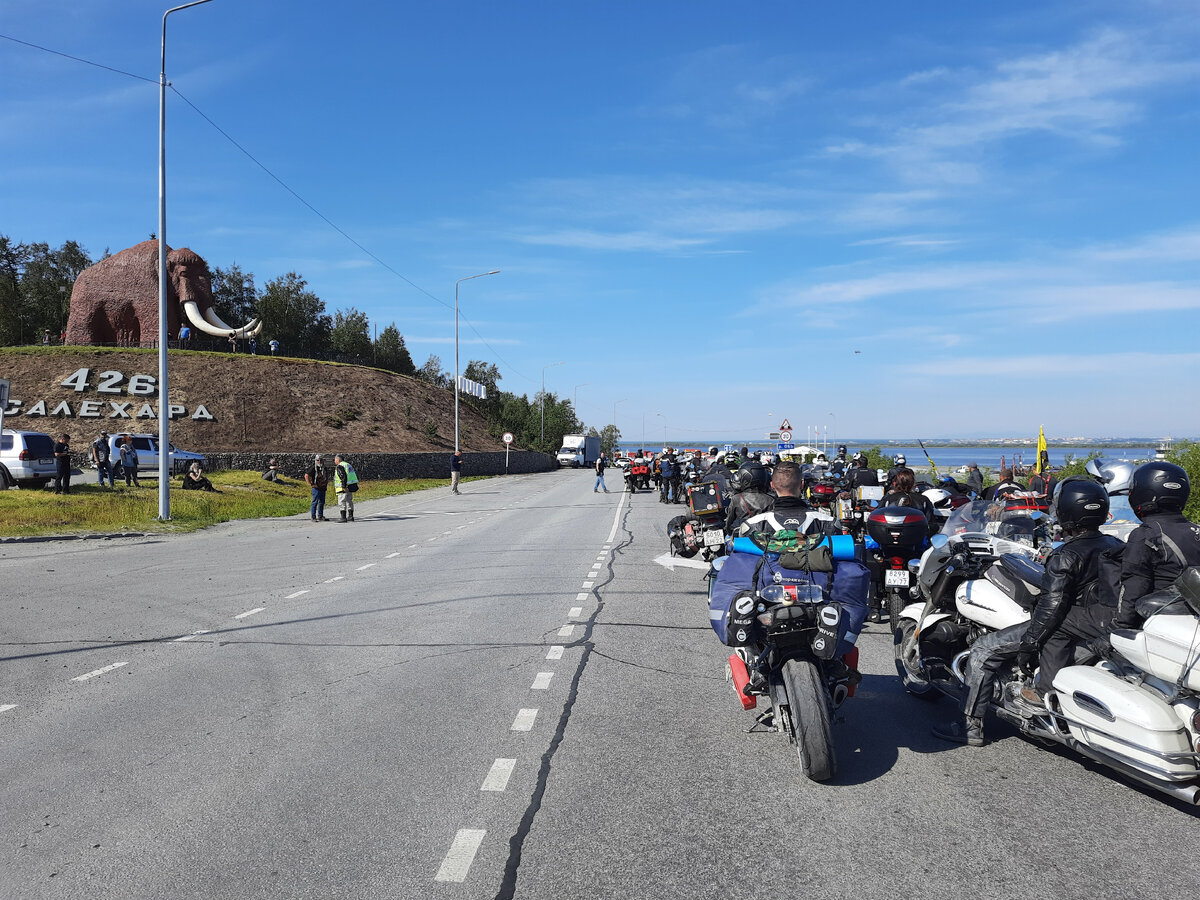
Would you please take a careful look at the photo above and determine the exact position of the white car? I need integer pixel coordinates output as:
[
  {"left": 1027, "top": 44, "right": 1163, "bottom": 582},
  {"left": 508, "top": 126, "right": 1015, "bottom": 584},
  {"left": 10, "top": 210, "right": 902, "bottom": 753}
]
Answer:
[
  {"left": 107, "top": 433, "right": 205, "bottom": 476},
  {"left": 613, "top": 456, "right": 632, "bottom": 470},
  {"left": 0, "top": 429, "right": 58, "bottom": 489}
]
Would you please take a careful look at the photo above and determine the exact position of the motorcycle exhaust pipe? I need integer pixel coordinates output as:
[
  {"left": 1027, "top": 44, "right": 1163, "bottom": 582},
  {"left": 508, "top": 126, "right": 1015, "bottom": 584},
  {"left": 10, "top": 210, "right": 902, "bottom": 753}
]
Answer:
[
  {"left": 727, "top": 654, "right": 757, "bottom": 710},
  {"left": 1064, "top": 738, "right": 1200, "bottom": 805}
]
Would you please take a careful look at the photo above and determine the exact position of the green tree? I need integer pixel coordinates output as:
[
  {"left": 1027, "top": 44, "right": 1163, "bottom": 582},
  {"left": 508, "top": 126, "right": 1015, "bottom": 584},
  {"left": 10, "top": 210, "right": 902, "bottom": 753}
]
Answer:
[
  {"left": 210, "top": 263, "right": 257, "bottom": 329},
  {"left": 1167, "top": 441, "right": 1200, "bottom": 523},
  {"left": 20, "top": 240, "right": 91, "bottom": 341},
  {"left": 256, "top": 272, "right": 331, "bottom": 357},
  {"left": 0, "top": 236, "right": 29, "bottom": 346},
  {"left": 374, "top": 323, "right": 415, "bottom": 375},
  {"left": 416, "top": 353, "right": 450, "bottom": 388},
  {"left": 331, "top": 306, "right": 372, "bottom": 362},
  {"left": 596, "top": 424, "right": 622, "bottom": 457}
]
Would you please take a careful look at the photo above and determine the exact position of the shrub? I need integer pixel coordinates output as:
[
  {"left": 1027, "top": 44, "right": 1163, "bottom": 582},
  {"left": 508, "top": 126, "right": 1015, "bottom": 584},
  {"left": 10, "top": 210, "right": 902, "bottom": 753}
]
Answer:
[{"left": 423, "top": 421, "right": 439, "bottom": 441}]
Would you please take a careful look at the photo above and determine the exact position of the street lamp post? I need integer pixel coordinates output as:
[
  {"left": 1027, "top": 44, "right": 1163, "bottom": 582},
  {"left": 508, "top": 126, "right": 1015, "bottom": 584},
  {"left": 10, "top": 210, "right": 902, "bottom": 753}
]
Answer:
[
  {"left": 541, "top": 361, "right": 564, "bottom": 446},
  {"left": 829, "top": 412, "right": 836, "bottom": 447},
  {"left": 157, "top": 0, "right": 213, "bottom": 521},
  {"left": 454, "top": 270, "right": 499, "bottom": 453},
  {"left": 656, "top": 412, "right": 667, "bottom": 447}
]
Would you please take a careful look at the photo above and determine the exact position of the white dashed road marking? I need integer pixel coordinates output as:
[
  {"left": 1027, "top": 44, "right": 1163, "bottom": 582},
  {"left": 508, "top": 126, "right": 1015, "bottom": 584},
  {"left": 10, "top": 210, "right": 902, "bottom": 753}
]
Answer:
[
  {"left": 357, "top": 564, "right": 375, "bottom": 571},
  {"left": 581, "top": 581, "right": 594, "bottom": 589},
  {"left": 172, "top": 630, "right": 211, "bottom": 642},
  {"left": 325, "top": 576, "right": 345, "bottom": 583},
  {"left": 434, "top": 829, "right": 487, "bottom": 883},
  {"left": 285, "top": 590, "right": 310, "bottom": 599},
  {"left": 569, "top": 607, "right": 583, "bottom": 618},
  {"left": 234, "top": 607, "right": 266, "bottom": 619},
  {"left": 73, "top": 661, "right": 127, "bottom": 682},
  {"left": 386, "top": 552, "right": 401, "bottom": 558},
  {"left": 575, "top": 592, "right": 588, "bottom": 602},
  {"left": 480, "top": 758, "right": 516, "bottom": 792},
  {"left": 511, "top": 709, "right": 538, "bottom": 731},
  {"left": 531, "top": 672, "right": 553, "bottom": 690},
  {"left": 0, "top": 704, "right": 17, "bottom": 713},
  {"left": 409, "top": 544, "right": 418, "bottom": 549},
  {"left": 557, "top": 624, "right": 575, "bottom": 637},
  {"left": 546, "top": 646, "right": 564, "bottom": 660}
]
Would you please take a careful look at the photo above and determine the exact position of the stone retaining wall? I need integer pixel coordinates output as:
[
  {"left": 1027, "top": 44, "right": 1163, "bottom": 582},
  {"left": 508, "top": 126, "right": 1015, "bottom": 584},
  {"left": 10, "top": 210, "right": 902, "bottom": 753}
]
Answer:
[{"left": 196, "top": 450, "right": 556, "bottom": 479}]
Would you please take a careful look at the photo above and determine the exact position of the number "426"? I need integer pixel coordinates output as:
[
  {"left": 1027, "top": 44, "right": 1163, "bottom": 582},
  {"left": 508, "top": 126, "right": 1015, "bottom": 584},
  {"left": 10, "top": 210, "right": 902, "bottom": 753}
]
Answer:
[{"left": 61, "top": 368, "right": 157, "bottom": 396}]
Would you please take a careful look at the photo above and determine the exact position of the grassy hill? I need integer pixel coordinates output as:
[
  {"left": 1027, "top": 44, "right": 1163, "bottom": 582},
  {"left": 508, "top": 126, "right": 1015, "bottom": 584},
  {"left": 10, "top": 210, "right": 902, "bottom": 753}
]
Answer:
[{"left": 0, "top": 347, "right": 502, "bottom": 454}]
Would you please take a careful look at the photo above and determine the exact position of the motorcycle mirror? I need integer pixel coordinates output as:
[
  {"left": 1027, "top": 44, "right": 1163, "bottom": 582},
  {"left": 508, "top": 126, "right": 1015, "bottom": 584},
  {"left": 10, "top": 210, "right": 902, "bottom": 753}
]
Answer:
[
  {"left": 908, "top": 559, "right": 922, "bottom": 574},
  {"left": 1029, "top": 510, "right": 1043, "bottom": 520},
  {"left": 930, "top": 533, "right": 949, "bottom": 550}
]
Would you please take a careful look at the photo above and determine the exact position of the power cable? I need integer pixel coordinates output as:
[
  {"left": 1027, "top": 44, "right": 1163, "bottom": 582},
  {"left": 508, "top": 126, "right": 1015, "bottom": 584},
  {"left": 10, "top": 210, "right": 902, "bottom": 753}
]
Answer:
[{"left": 1, "top": 32, "right": 531, "bottom": 382}]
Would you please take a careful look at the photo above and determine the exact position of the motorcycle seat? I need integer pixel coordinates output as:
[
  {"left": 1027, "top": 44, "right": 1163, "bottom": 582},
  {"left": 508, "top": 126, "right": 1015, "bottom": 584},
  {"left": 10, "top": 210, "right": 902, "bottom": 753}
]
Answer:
[
  {"left": 999, "top": 553, "right": 1045, "bottom": 592},
  {"left": 1135, "top": 588, "right": 1188, "bottom": 620}
]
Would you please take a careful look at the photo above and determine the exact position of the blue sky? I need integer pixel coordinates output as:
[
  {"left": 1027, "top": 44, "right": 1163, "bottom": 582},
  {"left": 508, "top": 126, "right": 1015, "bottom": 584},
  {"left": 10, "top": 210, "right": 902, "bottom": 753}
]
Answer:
[{"left": 3, "top": 0, "right": 1198, "bottom": 442}]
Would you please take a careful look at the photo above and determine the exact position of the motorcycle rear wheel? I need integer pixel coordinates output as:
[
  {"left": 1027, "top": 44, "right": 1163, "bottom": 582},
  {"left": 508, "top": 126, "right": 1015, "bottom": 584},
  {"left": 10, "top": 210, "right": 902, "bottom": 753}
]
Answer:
[
  {"left": 781, "top": 659, "right": 836, "bottom": 782},
  {"left": 893, "top": 619, "right": 936, "bottom": 699}
]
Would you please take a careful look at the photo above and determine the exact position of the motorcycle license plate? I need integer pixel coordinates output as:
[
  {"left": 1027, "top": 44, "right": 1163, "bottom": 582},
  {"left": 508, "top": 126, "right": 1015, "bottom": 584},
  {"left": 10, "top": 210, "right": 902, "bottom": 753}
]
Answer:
[
  {"left": 885, "top": 569, "right": 910, "bottom": 587},
  {"left": 703, "top": 529, "right": 724, "bottom": 548}
]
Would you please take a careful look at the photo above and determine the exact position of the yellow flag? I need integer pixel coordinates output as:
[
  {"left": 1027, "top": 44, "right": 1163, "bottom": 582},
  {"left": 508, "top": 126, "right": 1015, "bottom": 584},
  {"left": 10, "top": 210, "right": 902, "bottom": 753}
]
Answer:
[{"left": 1036, "top": 426, "right": 1048, "bottom": 474}]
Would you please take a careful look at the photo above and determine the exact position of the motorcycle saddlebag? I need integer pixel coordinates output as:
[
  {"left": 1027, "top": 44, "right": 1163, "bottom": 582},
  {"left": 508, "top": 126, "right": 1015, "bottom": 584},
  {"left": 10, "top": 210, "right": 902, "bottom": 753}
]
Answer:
[
  {"left": 1052, "top": 665, "right": 1197, "bottom": 780},
  {"left": 709, "top": 552, "right": 762, "bottom": 645}
]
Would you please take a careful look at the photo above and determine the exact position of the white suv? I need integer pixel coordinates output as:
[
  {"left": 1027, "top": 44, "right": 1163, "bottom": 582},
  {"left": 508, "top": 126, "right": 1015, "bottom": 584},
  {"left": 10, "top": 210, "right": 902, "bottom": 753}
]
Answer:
[{"left": 0, "top": 429, "right": 58, "bottom": 489}]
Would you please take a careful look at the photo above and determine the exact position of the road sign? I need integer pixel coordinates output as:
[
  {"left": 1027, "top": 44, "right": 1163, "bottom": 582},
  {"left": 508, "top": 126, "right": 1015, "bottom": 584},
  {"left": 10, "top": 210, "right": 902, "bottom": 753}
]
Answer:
[
  {"left": 768, "top": 432, "right": 780, "bottom": 440},
  {"left": 777, "top": 442, "right": 795, "bottom": 450},
  {"left": 779, "top": 430, "right": 792, "bottom": 442},
  {"left": 502, "top": 432, "right": 513, "bottom": 444},
  {"left": 724, "top": 444, "right": 733, "bottom": 452},
  {"left": 780, "top": 418, "right": 792, "bottom": 431}
]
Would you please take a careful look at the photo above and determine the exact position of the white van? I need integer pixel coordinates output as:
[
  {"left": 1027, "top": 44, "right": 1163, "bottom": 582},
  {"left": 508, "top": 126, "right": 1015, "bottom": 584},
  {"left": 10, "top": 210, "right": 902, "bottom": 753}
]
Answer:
[{"left": 107, "top": 433, "right": 205, "bottom": 476}]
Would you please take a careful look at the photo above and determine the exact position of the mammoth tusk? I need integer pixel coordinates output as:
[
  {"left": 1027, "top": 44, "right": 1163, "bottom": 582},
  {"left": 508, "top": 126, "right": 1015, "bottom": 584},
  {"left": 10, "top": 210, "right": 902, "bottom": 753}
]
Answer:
[
  {"left": 188, "top": 303, "right": 262, "bottom": 338},
  {"left": 183, "top": 301, "right": 236, "bottom": 338}
]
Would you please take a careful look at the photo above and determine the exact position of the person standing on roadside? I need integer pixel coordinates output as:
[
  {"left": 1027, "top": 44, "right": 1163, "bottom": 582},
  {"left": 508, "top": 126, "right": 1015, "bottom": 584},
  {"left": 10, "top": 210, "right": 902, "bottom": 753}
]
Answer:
[
  {"left": 305, "top": 454, "right": 328, "bottom": 522},
  {"left": 451, "top": 450, "right": 463, "bottom": 495},
  {"left": 965, "top": 462, "right": 984, "bottom": 497},
  {"left": 119, "top": 435, "right": 140, "bottom": 487},
  {"left": 594, "top": 452, "right": 609, "bottom": 493},
  {"left": 91, "top": 430, "right": 115, "bottom": 488},
  {"left": 53, "top": 433, "right": 72, "bottom": 494},
  {"left": 333, "top": 453, "right": 358, "bottom": 522}
]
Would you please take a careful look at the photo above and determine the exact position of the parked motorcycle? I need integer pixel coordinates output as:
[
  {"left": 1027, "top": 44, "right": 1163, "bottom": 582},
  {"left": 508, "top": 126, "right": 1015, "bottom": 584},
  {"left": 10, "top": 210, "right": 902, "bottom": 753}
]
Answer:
[
  {"left": 717, "top": 535, "right": 867, "bottom": 781},
  {"left": 865, "top": 505, "right": 932, "bottom": 627},
  {"left": 667, "top": 479, "right": 729, "bottom": 561},
  {"left": 625, "top": 456, "right": 652, "bottom": 492}
]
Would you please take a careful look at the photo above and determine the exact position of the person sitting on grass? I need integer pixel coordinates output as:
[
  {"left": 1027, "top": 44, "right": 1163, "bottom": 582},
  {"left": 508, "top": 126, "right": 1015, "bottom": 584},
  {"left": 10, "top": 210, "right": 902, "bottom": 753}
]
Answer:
[{"left": 182, "top": 462, "right": 219, "bottom": 492}]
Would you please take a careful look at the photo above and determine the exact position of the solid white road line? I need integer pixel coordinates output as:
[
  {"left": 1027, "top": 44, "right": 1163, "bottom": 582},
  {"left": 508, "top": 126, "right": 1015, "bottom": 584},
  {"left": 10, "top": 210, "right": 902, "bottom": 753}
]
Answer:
[
  {"left": 357, "top": 564, "right": 375, "bottom": 571},
  {"left": 546, "top": 646, "right": 564, "bottom": 660},
  {"left": 386, "top": 552, "right": 401, "bottom": 558},
  {"left": 324, "top": 576, "right": 345, "bottom": 583},
  {"left": 0, "top": 704, "right": 17, "bottom": 713},
  {"left": 511, "top": 709, "right": 538, "bottom": 731},
  {"left": 172, "top": 630, "right": 211, "bottom": 642},
  {"left": 434, "top": 829, "right": 487, "bottom": 883},
  {"left": 569, "top": 607, "right": 583, "bottom": 618},
  {"left": 557, "top": 625, "right": 574, "bottom": 637},
  {"left": 481, "top": 758, "right": 516, "bottom": 792},
  {"left": 531, "top": 672, "right": 553, "bottom": 690},
  {"left": 72, "top": 661, "right": 127, "bottom": 682},
  {"left": 234, "top": 607, "right": 266, "bottom": 619},
  {"left": 285, "top": 590, "right": 310, "bottom": 599},
  {"left": 605, "top": 491, "right": 627, "bottom": 544}
]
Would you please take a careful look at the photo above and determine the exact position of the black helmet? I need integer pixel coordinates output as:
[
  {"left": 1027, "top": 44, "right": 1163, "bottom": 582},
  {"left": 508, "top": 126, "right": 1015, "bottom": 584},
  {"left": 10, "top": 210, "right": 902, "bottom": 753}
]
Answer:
[
  {"left": 837, "top": 444, "right": 847, "bottom": 457},
  {"left": 731, "top": 461, "right": 769, "bottom": 493},
  {"left": 1129, "top": 461, "right": 1190, "bottom": 518},
  {"left": 1051, "top": 477, "right": 1110, "bottom": 531}
]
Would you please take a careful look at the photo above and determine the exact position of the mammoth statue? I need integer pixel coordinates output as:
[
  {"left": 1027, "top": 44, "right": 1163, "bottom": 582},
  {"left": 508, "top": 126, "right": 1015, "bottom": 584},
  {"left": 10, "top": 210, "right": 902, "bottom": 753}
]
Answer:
[{"left": 64, "top": 240, "right": 262, "bottom": 347}]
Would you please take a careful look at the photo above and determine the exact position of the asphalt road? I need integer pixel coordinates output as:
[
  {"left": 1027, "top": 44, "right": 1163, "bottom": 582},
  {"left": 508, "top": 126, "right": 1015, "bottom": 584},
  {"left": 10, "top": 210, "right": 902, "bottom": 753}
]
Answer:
[{"left": 1, "top": 469, "right": 1197, "bottom": 899}]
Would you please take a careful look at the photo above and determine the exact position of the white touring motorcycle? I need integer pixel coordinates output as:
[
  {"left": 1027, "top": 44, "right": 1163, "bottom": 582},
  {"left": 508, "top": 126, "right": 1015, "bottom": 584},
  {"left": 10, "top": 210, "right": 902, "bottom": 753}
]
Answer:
[{"left": 895, "top": 499, "right": 1200, "bottom": 804}]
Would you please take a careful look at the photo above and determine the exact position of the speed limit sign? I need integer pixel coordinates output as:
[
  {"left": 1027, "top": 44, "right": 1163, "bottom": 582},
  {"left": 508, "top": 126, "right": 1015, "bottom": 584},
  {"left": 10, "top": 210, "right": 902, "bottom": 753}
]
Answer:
[
  {"left": 502, "top": 432, "right": 514, "bottom": 444},
  {"left": 779, "top": 429, "right": 792, "bottom": 442}
]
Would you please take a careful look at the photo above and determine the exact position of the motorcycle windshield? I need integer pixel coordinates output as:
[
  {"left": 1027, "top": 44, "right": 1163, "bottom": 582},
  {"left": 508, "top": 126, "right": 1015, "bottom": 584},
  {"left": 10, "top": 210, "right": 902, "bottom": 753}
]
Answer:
[{"left": 940, "top": 499, "right": 1042, "bottom": 541}]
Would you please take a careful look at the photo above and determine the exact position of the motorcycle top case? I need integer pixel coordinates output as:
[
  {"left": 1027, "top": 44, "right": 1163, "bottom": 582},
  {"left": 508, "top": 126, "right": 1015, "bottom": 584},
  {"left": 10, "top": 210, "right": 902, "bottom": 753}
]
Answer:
[
  {"left": 866, "top": 506, "right": 928, "bottom": 551},
  {"left": 687, "top": 481, "right": 724, "bottom": 517},
  {"left": 709, "top": 552, "right": 762, "bottom": 645}
]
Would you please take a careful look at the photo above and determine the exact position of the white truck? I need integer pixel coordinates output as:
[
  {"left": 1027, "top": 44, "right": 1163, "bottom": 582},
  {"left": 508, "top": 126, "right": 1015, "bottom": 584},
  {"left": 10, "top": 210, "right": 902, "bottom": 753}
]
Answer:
[{"left": 556, "top": 434, "right": 601, "bottom": 468}]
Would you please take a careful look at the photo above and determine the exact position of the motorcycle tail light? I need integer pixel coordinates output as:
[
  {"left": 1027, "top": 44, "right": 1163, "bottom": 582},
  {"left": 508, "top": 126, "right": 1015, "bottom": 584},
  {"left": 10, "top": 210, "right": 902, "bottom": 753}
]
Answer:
[
  {"left": 891, "top": 556, "right": 905, "bottom": 569},
  {"left": 1191, "top": 710, "right": 1200, "bottom": 734}
]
